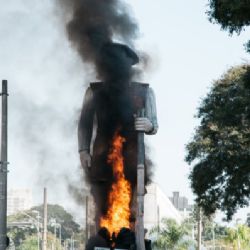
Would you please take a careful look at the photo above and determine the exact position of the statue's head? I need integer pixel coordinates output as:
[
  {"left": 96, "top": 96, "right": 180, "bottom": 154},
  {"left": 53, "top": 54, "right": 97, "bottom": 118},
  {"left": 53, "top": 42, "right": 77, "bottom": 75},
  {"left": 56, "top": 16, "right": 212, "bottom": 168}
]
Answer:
[{"left": 97, "top": 42, "right": 139, "bottom": 81}]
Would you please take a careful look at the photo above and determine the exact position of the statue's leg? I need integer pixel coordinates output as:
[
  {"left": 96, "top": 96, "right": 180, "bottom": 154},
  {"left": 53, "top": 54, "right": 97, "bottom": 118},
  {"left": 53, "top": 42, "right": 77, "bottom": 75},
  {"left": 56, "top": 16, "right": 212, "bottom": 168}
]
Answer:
[
  {"left": 90, "top": 180, "right": 111, "bottom": 230},
  {"left": 130, "top": 185, "right": 137, "bottom": 227}
]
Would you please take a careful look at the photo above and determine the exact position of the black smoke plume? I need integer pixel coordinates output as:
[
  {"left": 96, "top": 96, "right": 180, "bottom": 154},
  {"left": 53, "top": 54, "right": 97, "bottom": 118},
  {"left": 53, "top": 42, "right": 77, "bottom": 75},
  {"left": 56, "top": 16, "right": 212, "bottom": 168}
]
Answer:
[{"left": 60, "top": 0, "right": 139, "bottom": 81}]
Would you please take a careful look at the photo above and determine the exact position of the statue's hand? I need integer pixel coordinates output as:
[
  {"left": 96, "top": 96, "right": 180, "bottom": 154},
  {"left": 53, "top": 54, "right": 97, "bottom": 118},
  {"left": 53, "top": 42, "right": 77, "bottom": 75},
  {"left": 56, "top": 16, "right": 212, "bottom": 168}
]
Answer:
[
  {"left": 135, "top": 117, "right": 153, "bottom": 133},
  {"left": 79, "top": 150, "right": 91, "bottom": 170}
]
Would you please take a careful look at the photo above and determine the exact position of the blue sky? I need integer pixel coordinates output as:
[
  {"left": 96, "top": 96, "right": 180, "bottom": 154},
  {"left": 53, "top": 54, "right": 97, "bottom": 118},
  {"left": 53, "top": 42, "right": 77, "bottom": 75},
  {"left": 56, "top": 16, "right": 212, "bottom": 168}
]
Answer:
[
  {"left": 128, "top": 0, "right": 250, "bottom": 222},
  {"left": 1, "top": 0, "right": 249, "bottom": 222},
  {"left": 129, "top": 0, "right": 250, "bottom": 197}
]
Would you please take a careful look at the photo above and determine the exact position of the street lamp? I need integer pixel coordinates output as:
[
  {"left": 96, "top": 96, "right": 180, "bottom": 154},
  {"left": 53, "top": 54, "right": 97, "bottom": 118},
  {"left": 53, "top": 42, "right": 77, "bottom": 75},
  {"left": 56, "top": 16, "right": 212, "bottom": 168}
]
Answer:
[
  {"left": 32, "top": 210, "right": 40, "bottom": 250},
  {"left": 70, "top": 234, "right": 74, "bottom": 250},
  {"left": 212, "top": 221, "right": 215, "bottom": 250},
  {"left": 56, "top": 223, "right": 62, "bottom": 250},
  {"left": 50, "top": 218, "right": 62, "bottom": 250},
  {"left": 21, "top": 210, "right": 40, "bottom": 250},
  {"left": 50, "top": 218, "right": 57, "bottom": 249}
]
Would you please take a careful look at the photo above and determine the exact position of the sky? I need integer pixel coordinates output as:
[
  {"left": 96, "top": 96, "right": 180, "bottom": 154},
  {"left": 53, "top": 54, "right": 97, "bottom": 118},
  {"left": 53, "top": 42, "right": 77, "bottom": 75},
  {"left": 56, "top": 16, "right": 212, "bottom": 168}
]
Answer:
[{"left": 1, "top": 0, "right": 250, "bottom": 224}]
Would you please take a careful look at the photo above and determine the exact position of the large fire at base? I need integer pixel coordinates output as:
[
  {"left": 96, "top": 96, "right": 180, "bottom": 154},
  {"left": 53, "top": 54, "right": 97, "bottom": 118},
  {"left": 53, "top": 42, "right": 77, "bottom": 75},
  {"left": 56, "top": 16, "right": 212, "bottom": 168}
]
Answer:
[{"left": 100, "top": 132, "right": 132, "bottom": 235}]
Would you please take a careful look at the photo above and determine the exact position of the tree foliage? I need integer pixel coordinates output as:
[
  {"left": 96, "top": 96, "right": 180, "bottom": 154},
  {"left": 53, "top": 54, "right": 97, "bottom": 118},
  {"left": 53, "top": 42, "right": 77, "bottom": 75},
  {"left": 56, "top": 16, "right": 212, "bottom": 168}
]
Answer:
[
  {"left": 150, "top": 218, "right": 195, "bottom": 250},
  {"left": 18, "top": 235, "right": 38, "bottom": 250},
  {"left": 7, "top": 204, "right": 83, "bottom": 248},
  {"left": 7, "top": 226, "right": 36, "bottom": 248},
  {"left": 186, "top": 65, "right": 250, "bottom": 220},
  {"left": 225, "top": 224, "right": 250, "bottom": 250},
  {"left": 207, "top": 0, "right": 250, "bottom": 34},
  {"left": 247, "top": 213, "right": 250, "bottom": 227},
  {"left": 15, "top": 233, "right": 62, "bottom": 250},
  {"left": 30, "top": 204, "right": 81, "bottom": 239},
  {"left": 207, "top": 0, "right": 250, "bottom": 51},
  {"left": 203, "top": 222, "right": 227, "bottom": 242}
]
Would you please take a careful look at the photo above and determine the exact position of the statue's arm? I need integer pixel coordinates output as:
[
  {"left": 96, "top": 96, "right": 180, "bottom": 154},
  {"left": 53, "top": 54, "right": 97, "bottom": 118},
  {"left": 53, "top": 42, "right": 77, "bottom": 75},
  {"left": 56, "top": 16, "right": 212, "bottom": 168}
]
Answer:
[
  {"left": 145, "top": 87, "right": 158, "bottom": 135},
  {"left": 135, "top": 87, "right": 158, "bottom": 134},
  {"left": 78, "top": 87, "right": 95, "bottom": 153}
]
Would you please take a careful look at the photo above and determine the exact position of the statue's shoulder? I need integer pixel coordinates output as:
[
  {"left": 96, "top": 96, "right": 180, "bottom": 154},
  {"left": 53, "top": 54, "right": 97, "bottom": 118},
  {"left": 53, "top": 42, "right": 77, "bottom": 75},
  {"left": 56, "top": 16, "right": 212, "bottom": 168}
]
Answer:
[
  {"left": 90, "top": 82, "right": 104, "bottom": 90},
  {"left": 130, "top": 82, "right": 150, "bottom": 101},
  {"left": 130, "top": 82, "right": 150, "bottom": 95},
  {"left": 131, "top": 81, "right": 149, "bottom": 88}
]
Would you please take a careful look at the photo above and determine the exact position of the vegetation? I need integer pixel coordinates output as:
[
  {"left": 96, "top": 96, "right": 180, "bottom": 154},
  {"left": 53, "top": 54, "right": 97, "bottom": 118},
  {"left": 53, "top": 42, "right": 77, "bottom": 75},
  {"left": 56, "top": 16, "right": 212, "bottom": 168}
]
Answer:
[
  {"left": 31, "top": 204, "right": 81, "bottom": 239},
  {"left": 207, "top": 0, "right": 250, "bottom": 51},
  {"left": 13, "top": 233, "right": 61, "bottom": 250},
  {"left": 186, "top": 65, "right": 250, "bottom": 220},
  {"left": 149, "top": 216, "right": 250, "bottom": 250},
  {"left": 7, "top": 204, "right": 85, "bottom": 249},
  {"left": 224, "top": 224, "right": 250, "bottom": 250},
  {"left": 150, "top": 218, "right": 195, "bottom": 250}
]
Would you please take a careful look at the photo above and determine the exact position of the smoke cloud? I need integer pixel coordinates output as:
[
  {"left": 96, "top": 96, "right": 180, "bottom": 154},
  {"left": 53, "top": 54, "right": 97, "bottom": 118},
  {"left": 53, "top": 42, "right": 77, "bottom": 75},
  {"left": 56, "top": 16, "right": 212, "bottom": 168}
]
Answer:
[{"left": 59, "top": 0, "right": 141, "bottom": 81}]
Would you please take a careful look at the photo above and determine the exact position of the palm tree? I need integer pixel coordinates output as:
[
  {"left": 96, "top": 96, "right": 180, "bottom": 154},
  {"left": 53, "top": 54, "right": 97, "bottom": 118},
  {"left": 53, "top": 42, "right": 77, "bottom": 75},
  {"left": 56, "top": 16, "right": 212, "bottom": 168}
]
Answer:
[
  {"left": 150, "top": 218, "right": 195, "bottom": 250},
  {"left": 225, "top": 224, "right": 250, "bottom": 250}
]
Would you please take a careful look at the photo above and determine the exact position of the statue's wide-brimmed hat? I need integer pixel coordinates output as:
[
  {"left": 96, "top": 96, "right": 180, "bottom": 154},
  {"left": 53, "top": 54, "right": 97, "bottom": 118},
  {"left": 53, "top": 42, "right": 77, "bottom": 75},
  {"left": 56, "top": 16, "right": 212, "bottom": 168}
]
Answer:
[{"left": 100, "top": 42, "right": 139, "bottom": 65}]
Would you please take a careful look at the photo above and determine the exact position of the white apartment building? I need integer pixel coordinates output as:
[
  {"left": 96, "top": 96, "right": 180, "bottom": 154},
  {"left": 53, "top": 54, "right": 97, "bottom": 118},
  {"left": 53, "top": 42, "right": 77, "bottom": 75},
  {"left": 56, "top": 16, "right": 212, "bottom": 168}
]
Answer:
[
  {"left": 144, "top": 183, "right": 183, "bottom": 231},
  {"left": 7, "top": 189, "right": 33, "bottom": 215}
]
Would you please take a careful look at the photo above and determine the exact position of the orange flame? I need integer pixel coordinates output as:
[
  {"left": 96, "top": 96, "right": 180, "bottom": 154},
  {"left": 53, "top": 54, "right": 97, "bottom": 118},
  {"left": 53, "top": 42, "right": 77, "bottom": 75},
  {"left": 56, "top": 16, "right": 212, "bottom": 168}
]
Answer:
[{"left": 100, "top": 132, "right": 132, "bottom": 235}]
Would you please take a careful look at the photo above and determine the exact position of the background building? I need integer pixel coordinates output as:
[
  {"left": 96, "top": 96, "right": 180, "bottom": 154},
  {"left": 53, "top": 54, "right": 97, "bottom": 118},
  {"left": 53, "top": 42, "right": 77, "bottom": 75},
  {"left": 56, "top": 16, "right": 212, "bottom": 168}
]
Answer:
[
  {"left": 170, "top": 192, "right": 187, "bottom": 210},
  {"left": 169, "top": 191, "right": 193, "bottom": 211},
  {"left": 169, "top": 191, "right": 193, "bottom": 218},
  {"left": 7, "top": 189, "right": 33, "bottom": 215}
]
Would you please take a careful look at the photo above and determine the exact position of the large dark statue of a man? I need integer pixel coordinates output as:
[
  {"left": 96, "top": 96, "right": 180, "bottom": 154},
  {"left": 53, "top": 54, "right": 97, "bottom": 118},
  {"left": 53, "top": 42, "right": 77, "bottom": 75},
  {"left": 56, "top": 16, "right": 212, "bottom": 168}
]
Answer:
[{"left": 78, "top": 43, "right": 158, "bottom": 223}]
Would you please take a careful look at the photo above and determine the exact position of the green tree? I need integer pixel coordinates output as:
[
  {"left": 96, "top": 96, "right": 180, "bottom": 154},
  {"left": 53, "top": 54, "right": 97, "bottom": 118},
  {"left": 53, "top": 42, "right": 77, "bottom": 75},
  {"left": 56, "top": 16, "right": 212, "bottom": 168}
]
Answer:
[
  {"left": 18, "top": 233, "right": 62, "bottom": 250},
  {"left": 186, "top": 64, "right": 250, "bottom": 220},
  {"left": 7, "top": 226, "right": 35, "bottom": 248},
  {"left": 225, "top": 224, "right": 250, "bottom": 250},
  {"left": 18, "top": 235, "right": 37, "bottom": 250},
  {"left": 189, "top": 205, "right": 227, "bottom": 244},
  {"left": 207, "top": 0, "right": 250, "bottom": 52},
  {"left": 31, "top": 204, "right": 81, "bottom": 240},
  {"left": 150, "top": 218, "right": 195, "bottom": 250},
  {"left": 7, "top": 204, "right": 84, "bottom": 248},
  {"left": 246, "top": 213, "right": 250, "bottom": 227},
  {"left": 203, "top": 222, "right": 227, "bottom": 242}
]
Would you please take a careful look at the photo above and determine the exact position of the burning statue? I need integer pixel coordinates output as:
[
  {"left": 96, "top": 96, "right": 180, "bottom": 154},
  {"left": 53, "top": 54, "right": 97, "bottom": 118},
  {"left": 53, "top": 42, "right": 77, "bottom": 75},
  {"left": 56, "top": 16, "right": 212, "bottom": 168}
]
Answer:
[
  {"left": 57, "top": 0, "right": 158, "bottom": 248},
  {"left": 78, "top": 43, "right": 158, "bottom": 237}
]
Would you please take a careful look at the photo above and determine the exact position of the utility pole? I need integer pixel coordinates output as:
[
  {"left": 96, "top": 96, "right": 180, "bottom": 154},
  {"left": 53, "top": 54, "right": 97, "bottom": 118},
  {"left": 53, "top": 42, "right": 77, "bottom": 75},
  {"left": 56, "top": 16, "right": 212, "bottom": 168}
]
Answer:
[
  {"left": 197, "top": 207, "right": 202, "bottom": 250},
  {"left": 236, "top": 218, "right": 241, "bottom": 250},
  {"left": 136, "top": 108, "right": 146, "bottom": 250},
  {"left": 0, "top": 80, "right": 8, "bottom": 249},
  {"left": 212, "top": 221, "right": 215, "bottom": 250},
  {"left": 32, "top": 210, "right": 40, "bottom": 250},
  {"left": 58, "top": 224, "right": 61, "bottom": 250},
  {"left": 42, "top": 188, "right": 48, "bottom": 250},
  {"left": 157, "top": 205, "right": 160, "bottom": 232},
  {"left": 85, "top": 195, "right": 89, "bottom": 242},
  {"left": 70, "top": 234, "right": 74, "bottom": 250},
  {"left": 53, "top": 219, "right": 57, "bottom": 250}
]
